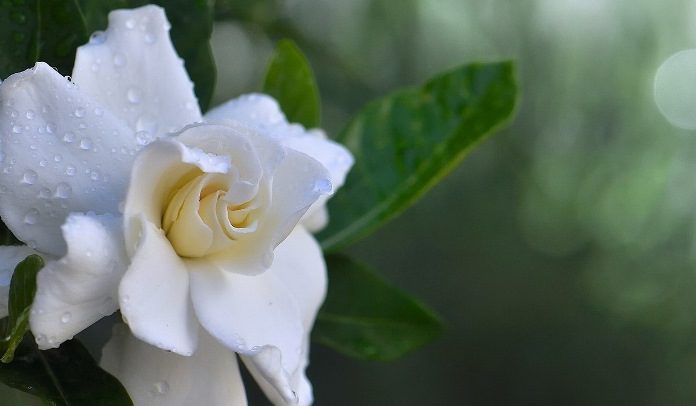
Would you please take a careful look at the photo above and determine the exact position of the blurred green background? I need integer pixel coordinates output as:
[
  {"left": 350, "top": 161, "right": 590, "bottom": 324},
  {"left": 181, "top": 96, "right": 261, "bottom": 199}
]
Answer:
[{"left": 211, "top": 0, "right": 696, "bottom": 404}]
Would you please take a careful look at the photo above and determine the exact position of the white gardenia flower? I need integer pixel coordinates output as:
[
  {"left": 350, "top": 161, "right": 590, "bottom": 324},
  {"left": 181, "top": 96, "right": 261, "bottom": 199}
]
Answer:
[{"left": 0, "top": 5, "right": 352, "bottom": 406}]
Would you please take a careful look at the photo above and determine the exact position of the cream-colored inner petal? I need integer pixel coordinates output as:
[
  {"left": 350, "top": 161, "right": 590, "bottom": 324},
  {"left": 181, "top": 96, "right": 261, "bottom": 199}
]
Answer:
[{"left": 162, "top": 171, "right": 263, "bottom": 258}]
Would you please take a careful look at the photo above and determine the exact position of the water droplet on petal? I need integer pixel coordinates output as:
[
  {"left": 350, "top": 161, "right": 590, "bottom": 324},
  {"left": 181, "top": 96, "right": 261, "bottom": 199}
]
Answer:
[
  {"left": 23, "top": 208, "right": 39, "bottom": 224},
  {"left": 12, "top": 125, "right": 22, "bottom": 133},
  {"left": 53, "top": 154, "right": 62, "bottom": 162},
  {"left": 94, "top": 107, "right": 103, "bottom": 116},
  {"left": 60, "top": 312, "right": 72, "bottom": 324},
  {"left": 127, "top": 88, "right": 142, "bottom": 104},
  {"left": 313, "top": 178, "right": 332, "bottom": 194},
  {"left": 79, "top": 137, "right": 93, "bottom": 150},
  {"left": 151, "top": 381, "right": 169, "bottom": 396},
  {"left": 144, "top": 33, "right": 156, "bottom": 44},
  {"left": 25, "top": 109, "right": 35, "bottom": 119},
  {"left": 89, "top": 31, "right": 106, "bottom": 44},
  {"left": 46, "top": 123, "right": 55, "bottom": 134},
  {"left": 63, "top": 132, "right": 75, "bottom": 143},
  {"left": 20, "top": 170, "right": 37, "bottom": 185},
  {"left": 113, "top": 53, "right": 126, "bottom": 68},
  {"left": 54, "top": 183, "right": 72, "bottom": 198},
  {"left": 74, "top": 107, "right": 85, "bottom": 118},
  {"left": 125, "top": 18, "right": 136, "bottom": 29},
  {"left": 65, "top": 165, "right": 76, "bottom": 176},
  {"left": 135, "top": 130, "right": 153, "bottom": 146}
]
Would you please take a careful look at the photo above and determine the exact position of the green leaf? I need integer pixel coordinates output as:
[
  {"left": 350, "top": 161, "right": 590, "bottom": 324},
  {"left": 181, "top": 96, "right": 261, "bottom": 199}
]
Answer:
[
  {"left": 0, "top": 336, "right": 133, "bottom": 406},
  {"left": 2, "top": 254, "right": 43, "bottom": 363},
  {"left": 0, "top": 221, "right": 21, "bottom": 246},
  {"left": 313, "top": 254, "right": 443, "bottom": 361},
  {"left": 0, "top": 1, "right": 216, "bottom": 111},
  {"left": 263, "top": 39, "right": 321, "bottom": 128},
  {"left": 0, "top": 1, "right": 89, "bottom": 78},
  {"left": 317, "top": 62, "right": 518, "bottom": 251}
]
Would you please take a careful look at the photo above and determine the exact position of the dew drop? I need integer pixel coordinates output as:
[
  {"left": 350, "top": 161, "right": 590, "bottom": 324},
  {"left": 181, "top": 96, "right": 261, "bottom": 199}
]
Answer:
[
  {"left": 20, "top": 169, "right": 37, "bottom": 185},
  {"left": 90, "top": 170, "right": 100, "bottom": 181},
  {"left": 39, "top": 159, "right": 48, "bottom": 167},
  {"left": 94, "top": 107, "right": 103, "bottom": 116},
  {"left": 35, "top": 334, "right": 46, "bottom": 345},
  {"left": 151, "top": 381, "right": 169, "bottom": 396},
  {"left": 60, "top": 312, "right": 72, "bottom": 324},
  {"left": 11, "top": 125, "right": 22, "bottom": 134},
  {"left": 65, "top": 165, "right": 76, "bottom": 176},
  {"left": 127, "top": 87, "right": 142, "bottom": 104},
  {"left": 23, "top": 208, "right": 39, "bottom": 224},
  {"left": 125, "top": 18, "right": 136, "bottom": 29},
  {"left": 63, "top": 132, "right": 75, "bottom": 143},
  {"left": 54, "top": 183, "right": 72, "bottom": 198},
  {"left": 113, "top": 53, "right": 126, "bottom": 68},
  {"left": 25, "top": 109, "right": 35, "bottom": 119},
  {"left": 74, "top": 107, "right": 85, "bottom": 118},
  {"left": 89, "top": 31, "right": 106, "bottom": 44},
  {"left": 79, "top": 137, "right": 93, "bottom": 150},
  {"left": 135, "top": 130, "right": 153, "bottom": 146},
  {"left": 46, "top": 123, "right": 55, "bottom": 133},
  {"left": 313, "top": 178, "right": 332, "bottom": 194},
  {"left": 53, "top": 154, "right": 62, "bottom": 162}
]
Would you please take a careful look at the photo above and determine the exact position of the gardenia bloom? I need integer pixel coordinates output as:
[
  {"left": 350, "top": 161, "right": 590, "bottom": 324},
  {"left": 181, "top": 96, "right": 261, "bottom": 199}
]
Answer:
[{"left": 0, "top": 5, "right": 352, "bottom": 406}]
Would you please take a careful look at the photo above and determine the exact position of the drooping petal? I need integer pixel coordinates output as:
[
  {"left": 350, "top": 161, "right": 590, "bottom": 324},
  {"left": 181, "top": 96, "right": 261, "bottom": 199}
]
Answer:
[
  {"left": 0, "top": 63, "right": 135, "bottom": 255},
  {"left": 73, "top": 5, "right": 202, "bottom": 140},
  {"left": 205, "top": 93, "right": 353, "bottom": 195},
  {"left": 242, "top": 226, "right": 326, "bottom": 406},
  {"left": 119, "top": 217, "right": 198, "bottom": 356},
  {"left": 190, "top": 227, "right": 325, "bottom": 405},
  {"left": 0, "top": 245, "right": 41, "bottom": 318},
  {"left": 101, "top": 324, "right": 247, "bottom": 406},
  {"left": 29, "top": 213, "right": 127, "bottom": 349}
]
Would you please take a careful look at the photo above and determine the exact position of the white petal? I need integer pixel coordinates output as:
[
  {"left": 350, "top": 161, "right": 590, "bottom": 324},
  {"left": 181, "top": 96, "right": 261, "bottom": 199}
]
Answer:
[
  {"left": 101, "top": 324, "right": 247, "bottom": 406},
  {"left": 205, "top": 93, "right": 353, "bottom": 195},
  {"left": 190, "top": 227, "right": 325, "bottom": 405},
  {"left": 29, "top": 213, "right": 126, "bottom": 349},
  {"left": 0, "top": 245, "right": 41, "bottom": 318},
  {"left": 0, "top": 63, "right": 135, "bottom": 255},
  {"left": 209, "top": 143, "right": 330, "bottom": 274},
  {"left": 122, "top": 131, "right": 256, "bottom": 255},
  {"left": 73, "top": 5, "right": 202, "bottom": 139},
  {"left": 119, "top": 217, "right": 198, "bottom": 356},
  {"left": 242, "top": 226, "right": 326, "bottom": 406}
]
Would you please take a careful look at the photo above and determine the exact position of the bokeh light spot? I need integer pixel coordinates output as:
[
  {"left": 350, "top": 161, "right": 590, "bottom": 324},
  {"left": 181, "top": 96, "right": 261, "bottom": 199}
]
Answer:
[{"left": 654, "top": 49, "right": 696, "bottom": 130}]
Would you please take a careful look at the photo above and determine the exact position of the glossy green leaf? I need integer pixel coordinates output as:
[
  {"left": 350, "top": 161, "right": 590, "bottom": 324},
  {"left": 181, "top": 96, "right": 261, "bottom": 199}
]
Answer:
[
  {"left": 0, "top": 1, "right": 216, "bottom": 111},
  {"left": 318, "top": 62, "right": 517, "bottom": 251},
  {"left": 313, "top": 254, "right": 443, "bottom": 361},
  {"left": 2, "top": 254, "right": 43, "bottom": 363},
  {"left": 0, "top": 1, "right": 88, "bottom": 78},
  {"left": 0, "top": 336, "right": 133, "bottom": 406},
  {"left": 263, "top": 39, "right": 321, "bottom": 128}
]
